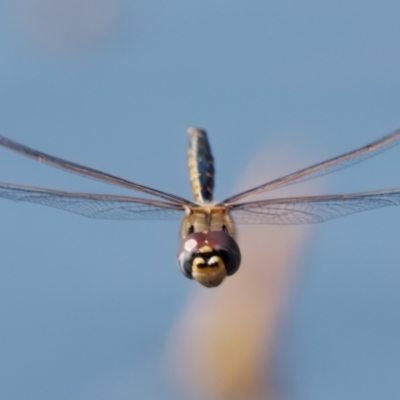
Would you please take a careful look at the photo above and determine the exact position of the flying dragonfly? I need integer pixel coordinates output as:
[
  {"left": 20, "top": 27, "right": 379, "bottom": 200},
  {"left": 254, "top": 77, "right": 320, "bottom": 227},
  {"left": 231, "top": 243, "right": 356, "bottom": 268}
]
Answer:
[{"left": 1, "top": 127, "right": 400, "bottom": 287}]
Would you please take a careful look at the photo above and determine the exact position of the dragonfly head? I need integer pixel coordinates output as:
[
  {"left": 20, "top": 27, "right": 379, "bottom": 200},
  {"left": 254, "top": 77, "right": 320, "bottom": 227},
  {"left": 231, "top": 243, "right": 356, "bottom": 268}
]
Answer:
[{"left": 177, "top": 231, "right": 241, "bottom": 287}]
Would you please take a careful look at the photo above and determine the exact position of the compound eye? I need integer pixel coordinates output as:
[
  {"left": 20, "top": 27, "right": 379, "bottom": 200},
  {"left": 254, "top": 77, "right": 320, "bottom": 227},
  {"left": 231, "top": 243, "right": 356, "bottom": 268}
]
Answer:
[{"left": 187, "top": 225, "right": 195, "bottom": 235}]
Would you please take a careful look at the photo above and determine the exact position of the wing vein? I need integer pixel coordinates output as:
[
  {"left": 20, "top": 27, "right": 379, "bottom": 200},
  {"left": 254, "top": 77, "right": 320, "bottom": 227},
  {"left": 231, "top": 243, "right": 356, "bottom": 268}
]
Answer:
[
  {"left": 0, "top": 135, "right": 195, "bottom": 205},
  {"left": 0, "top": 182, "right": 184, "bottom": 220},
  {"left": 230, "top": 188, "right": 400, "bottom": 224},
  {"left": 222, "top": 128, "right": 400, "bottom": 204}
]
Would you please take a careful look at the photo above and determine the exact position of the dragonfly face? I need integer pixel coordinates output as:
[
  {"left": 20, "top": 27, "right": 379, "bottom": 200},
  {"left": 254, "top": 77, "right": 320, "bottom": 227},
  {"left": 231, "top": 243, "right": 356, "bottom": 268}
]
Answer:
[
  {"left": 1, "top": 126, "right": 400, "bottom": 288},
  {"left": 177, "top": 230, "right": 241, "bottom": 287},
  {"left": 177, "top": 208, "right": 240, "bottom": 287}
]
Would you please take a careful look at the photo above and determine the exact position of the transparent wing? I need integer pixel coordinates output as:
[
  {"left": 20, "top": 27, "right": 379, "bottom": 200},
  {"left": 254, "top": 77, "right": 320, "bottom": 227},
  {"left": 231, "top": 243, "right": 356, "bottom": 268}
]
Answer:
[
  {"left": 222, "top": 128, "right": 400, "bottom": 204},
  {"left": 0, "top": 182, "right": 184, "bottom": 220},
  {"left": 0, "top": 134, "right": 195, "bottom": 206},
  {"left": 230, "top": 189, "right": 400, "bottom": 224}
]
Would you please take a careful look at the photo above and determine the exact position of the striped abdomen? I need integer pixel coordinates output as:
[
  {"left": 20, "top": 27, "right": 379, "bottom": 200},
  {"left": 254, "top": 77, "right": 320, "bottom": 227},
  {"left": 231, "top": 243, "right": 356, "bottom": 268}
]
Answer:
[{"left": 187, "top": 128, "right": 215, "bottom": 203}]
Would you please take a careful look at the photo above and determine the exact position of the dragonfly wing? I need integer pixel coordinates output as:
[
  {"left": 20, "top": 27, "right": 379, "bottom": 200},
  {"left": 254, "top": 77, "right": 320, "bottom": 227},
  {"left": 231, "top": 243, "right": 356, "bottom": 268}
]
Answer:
[
  {"left": 230, "top": 189, "right": 400, "bottom": 224},
  {"left": 0, "top": 135, "right": 194, "bottom": 206},
  {"left": 0, "top": 182, "right": 184, "bottom": 220},
  {"left": 223, "top": 128, "right": 400, "bottom": 204}
]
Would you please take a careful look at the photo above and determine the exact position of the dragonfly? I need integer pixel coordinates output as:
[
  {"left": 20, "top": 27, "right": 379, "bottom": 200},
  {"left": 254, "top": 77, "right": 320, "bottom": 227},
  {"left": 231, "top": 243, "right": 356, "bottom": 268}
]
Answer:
[{"left": 1, "top": 127, "right": 400, "bottom": 287}]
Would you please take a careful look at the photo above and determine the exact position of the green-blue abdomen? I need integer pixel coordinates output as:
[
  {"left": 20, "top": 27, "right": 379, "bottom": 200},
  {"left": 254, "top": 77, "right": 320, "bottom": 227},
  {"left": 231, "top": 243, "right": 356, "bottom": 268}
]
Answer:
[{"left": 187, "top": 128, "right": 215, "bottom": 203}]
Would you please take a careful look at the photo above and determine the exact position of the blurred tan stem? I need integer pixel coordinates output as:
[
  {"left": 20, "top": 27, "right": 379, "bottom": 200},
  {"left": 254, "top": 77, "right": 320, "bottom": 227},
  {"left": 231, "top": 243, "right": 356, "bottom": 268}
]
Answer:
[{"left": 166, "top": 140, "right": 322, "bottom": 400}]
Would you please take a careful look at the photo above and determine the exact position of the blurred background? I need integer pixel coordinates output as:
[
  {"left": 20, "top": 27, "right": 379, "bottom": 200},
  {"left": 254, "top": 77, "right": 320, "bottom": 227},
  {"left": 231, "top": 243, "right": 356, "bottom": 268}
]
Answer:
[{"left": 1, "top": 1, "right": 400, "bottom": 399}]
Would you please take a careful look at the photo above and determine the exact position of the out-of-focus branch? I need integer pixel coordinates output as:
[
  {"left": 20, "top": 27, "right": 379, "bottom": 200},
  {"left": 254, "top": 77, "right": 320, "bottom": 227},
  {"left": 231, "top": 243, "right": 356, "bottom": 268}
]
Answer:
[{"left": 166, "top": 140, "right": 324, "bottom": 400}]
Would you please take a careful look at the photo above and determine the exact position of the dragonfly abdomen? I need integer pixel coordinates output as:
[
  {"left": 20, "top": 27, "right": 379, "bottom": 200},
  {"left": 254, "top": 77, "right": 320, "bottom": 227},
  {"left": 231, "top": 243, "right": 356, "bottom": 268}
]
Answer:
[{"left": 187, "top": 128, "right": 215, "bottom": 203}]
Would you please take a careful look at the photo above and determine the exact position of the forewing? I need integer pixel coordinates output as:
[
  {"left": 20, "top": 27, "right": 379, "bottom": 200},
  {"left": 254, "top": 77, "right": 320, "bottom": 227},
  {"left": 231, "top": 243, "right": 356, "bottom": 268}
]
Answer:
[
  {"left": 0, "top": 182, "right": 184, "bottom": 220},
  {"left": 0, "top": 134, "right": 194, "bottom": 206},
  {"left": 230, "top": 189, "right": 400, "bottom": 224},
  {"left": 223, "top": 128, "right": 400, "bottom": 204}
]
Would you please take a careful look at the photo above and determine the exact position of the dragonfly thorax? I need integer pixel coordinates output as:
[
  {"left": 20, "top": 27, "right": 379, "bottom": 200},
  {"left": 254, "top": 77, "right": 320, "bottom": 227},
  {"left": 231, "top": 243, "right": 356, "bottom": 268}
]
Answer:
[{"left": 180, "top": 206, "right": 235, "bottom": 238}]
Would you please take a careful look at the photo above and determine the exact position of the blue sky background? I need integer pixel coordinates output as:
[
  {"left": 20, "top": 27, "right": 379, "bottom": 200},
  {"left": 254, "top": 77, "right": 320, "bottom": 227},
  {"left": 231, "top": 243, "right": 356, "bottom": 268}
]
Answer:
[{"left": 1, "top": 1, "right": 400, "bottom": 399}]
